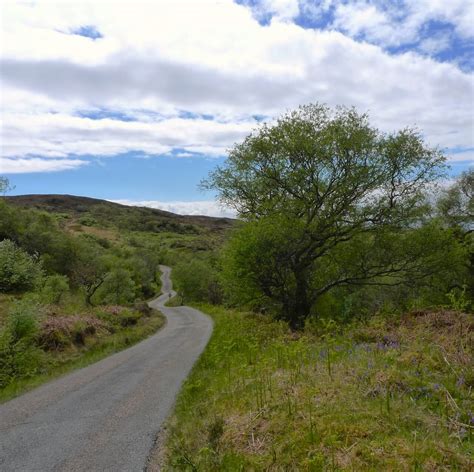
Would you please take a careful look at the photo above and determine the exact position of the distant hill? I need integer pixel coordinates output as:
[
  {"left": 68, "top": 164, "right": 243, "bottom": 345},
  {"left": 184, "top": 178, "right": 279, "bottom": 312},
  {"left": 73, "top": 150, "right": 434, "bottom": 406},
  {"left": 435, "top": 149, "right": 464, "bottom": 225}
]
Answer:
[{"left": 5, "top": 194, "right": 235, "bottom": 235}]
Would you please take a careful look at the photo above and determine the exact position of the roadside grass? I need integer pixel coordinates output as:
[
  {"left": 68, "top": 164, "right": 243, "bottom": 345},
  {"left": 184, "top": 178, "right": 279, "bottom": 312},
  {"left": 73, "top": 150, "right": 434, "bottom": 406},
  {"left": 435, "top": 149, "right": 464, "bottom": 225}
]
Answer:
[
  {"left": 163, "top": 305, "right": 473, "bottom": 470},
  {"left": 0, "top": 305, "right": 165, "bottom": 403}
]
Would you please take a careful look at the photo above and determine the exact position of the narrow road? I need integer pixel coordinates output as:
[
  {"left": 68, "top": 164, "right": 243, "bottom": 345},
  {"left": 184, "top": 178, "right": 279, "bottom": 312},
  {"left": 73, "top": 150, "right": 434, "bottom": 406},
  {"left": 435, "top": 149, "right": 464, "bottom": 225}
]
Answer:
[{"left": 0, "top": 266, "right": 213, "bottom": 471}]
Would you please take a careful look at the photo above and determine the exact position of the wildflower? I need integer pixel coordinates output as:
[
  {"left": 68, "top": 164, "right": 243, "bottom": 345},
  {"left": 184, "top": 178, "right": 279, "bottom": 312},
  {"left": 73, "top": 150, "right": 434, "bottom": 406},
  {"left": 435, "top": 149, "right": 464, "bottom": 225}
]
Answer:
[{"left": 456, "top": 376, "right": 465, "bottom": 388}]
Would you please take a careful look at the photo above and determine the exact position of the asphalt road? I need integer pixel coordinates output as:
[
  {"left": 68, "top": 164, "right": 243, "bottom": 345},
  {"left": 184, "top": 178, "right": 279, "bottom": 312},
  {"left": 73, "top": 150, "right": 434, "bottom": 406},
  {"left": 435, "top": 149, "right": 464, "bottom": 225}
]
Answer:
[{"left": 0, "top": 265, "right": 213, "bottom": 472}]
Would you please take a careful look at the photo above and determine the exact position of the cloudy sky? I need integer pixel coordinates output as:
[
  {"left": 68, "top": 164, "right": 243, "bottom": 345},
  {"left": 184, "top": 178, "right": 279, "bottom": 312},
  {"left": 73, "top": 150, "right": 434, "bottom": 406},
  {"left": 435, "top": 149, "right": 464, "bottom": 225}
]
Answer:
[{"left": 1, "top": 0, "right": 473, "bottom": 216}]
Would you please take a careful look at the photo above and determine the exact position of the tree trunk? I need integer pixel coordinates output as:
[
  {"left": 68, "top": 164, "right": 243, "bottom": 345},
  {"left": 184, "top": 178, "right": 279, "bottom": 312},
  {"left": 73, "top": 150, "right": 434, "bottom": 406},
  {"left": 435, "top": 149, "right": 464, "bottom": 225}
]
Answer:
[
  {"left": 286, "top": 270, "right": 312, "bottom": 331},
  {"left": 85, "top": 278, "right": 104, "bottom": 306}
]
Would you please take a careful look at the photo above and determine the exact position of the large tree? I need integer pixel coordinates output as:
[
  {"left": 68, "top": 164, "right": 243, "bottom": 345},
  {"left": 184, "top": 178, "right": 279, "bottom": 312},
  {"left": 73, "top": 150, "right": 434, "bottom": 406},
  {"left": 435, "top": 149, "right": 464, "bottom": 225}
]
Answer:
[{"left": 204, "top": 104, "right": 447, "bottom": 328}]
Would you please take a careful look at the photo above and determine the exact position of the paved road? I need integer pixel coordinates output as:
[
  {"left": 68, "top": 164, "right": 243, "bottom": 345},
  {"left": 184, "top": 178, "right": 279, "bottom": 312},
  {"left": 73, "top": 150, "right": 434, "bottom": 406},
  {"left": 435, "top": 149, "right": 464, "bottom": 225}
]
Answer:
[{"left": 0, "top": 266, "right": 213, "bottom": 472}]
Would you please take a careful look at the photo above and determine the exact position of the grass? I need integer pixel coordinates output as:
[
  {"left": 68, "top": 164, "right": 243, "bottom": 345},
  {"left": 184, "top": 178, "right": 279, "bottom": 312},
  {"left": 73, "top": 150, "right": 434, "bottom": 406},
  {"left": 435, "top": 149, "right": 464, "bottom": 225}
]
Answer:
[
  {"left": 0, "top": 306, "right": 165, "bottom": 403},
  {"left": 162, "top": 305, "right": 473, "bottom": 470}
]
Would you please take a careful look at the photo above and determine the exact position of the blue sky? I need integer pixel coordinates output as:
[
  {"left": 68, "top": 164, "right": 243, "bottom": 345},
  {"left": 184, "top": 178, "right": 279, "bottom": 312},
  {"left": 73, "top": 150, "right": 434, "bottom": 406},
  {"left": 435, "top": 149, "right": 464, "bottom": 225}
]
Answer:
[
  {"left": 1, "top": 0, "right": 473, "bottom": 216},
  {"left": 10, "top": 153, "right": 224, "bottom": 202}
]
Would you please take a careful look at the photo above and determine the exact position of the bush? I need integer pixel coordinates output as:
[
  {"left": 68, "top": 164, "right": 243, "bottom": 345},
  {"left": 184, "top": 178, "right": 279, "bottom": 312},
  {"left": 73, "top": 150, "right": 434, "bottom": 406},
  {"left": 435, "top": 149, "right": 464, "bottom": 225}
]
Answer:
[
  {"left": 0, "top": 301, "right": 42, "bottom": 388},
  {"left": 40, "top": 274, "right": 69, "bottom": 304},
  {"left": 95, "top": 268, "right": 136, "bottom": 305},
  {"left": 133, "top": 301, "right": 153, "bottom": 317},
  {"left": 173, "top": 259, "right": 222, "bottom": 304},
  {"left": 117, "top": 309, "right": 142, "bottom": 327},
  {"left": 38, "top": 315, "right": 108, "bottom": 350},
  {"left": 0, "top": 239, "right": 43, "bottom": 293}
]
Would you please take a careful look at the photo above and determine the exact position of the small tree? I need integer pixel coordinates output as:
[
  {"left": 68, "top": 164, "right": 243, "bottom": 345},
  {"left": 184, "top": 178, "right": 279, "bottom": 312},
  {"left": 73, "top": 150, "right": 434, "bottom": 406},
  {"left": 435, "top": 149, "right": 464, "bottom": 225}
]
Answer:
[
  {"left": 70, "top": 247, "right": 108, "bottom": 305},
  {"left": 205, "top": 104, "right": 446, "bottom": 329}
]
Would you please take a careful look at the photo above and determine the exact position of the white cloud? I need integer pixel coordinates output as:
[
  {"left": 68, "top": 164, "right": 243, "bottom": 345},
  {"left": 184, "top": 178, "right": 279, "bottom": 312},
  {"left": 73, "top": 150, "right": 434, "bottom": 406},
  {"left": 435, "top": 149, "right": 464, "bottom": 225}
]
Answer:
[
  {"left": 0, "top": 0, "right": 473, "bottom": 173},
  {"left": 446, "top": 149, "right": 474, "bottom": 163},
  {"left": 1, "top": 111, "right": 252, "bottom": 159},
  {"left": 330, "top": 0, "right": 474, "bottom": 47},
  {"left": 111, "top": 199, "right": 236, "bottom": 218},
  {"left": 0, "top": 157, "right": 87, "bottom": 173},
  {"left": 418, "top": 33, "right": 452, "bottom": 55}
]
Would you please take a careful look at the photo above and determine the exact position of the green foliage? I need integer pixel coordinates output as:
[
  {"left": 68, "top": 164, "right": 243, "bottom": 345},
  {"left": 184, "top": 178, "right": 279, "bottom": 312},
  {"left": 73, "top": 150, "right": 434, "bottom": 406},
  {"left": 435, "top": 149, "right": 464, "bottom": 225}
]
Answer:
[
  {"left": 438, "top": 169, "right": 473, "bottom": 231},
  {"left": 173, "top": 258, "right": 222, "bottom": 304},
  {"left": 95, "top": 268, "right": 136, "bottom": 305},
  {"left": 205, "top": 103, "right": 456, "bottom": 327},
  {"left": 0, "top": 196, "right": 173, "bottom": 397},
  {"left": 0, "top": 239, "right": 44, "bottom": 293},
  {"left": 40, "top": 275, "right": 69, "bottom": 304},
  {"left": 447, "top": 285, "right": 471, "bottom": 312},
  {"left": 0, "top": 300, "right": 42, "bottom": 389}
]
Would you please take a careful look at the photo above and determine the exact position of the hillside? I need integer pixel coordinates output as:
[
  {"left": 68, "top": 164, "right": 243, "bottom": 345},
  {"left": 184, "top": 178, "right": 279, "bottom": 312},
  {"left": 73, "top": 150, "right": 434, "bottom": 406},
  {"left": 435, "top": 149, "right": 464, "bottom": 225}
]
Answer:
[{"left": 5, "top": 194, "right": 235, "bottom": 234}]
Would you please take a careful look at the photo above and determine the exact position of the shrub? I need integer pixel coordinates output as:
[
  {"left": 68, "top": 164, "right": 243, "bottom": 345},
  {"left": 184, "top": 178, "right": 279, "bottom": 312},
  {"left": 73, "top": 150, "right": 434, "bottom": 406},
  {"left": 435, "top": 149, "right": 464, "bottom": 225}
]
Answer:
[
  {"left": 95, "top": 269, "right": 136, "bottom": 305},
  {"left": 133, "top": 301, "right": 153, "bottom": 317},
  {"left": 0, "top": 239, "right": 43, "bottom": 293},
  {"left": 38, "top": 315, "right": 108, "bottom": 350},
  {"left": 117, "top": 309, "right": 142, "bottom": 327},
  {"left": 173, "top": 259, "right": 222, "bottom": 304},
  {"left": 0, "top": 301, "right": 42, "bottom": 388},
  {"left": 40, "top": 274, "right": 70, "bottom": 304}
]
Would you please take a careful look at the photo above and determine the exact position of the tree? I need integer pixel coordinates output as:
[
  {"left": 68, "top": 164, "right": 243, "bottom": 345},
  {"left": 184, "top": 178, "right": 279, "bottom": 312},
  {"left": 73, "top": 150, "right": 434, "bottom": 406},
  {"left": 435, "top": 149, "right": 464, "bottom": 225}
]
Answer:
[
  {"left": 70, "top": 245, "right": 108, "bottom": 305},
  {"left": 204, "top": 104, "right": 446, "bottom": 329},
  {"left": 438, "top": 169, "right": 473, "bottom": 234}
]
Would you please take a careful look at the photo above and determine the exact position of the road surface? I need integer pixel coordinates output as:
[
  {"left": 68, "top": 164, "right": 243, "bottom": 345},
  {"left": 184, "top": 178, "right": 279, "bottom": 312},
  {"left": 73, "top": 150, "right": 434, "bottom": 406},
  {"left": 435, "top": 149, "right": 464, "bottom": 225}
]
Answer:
[{"left": 0, "top": 265, "right": 213, "bottom": 471}]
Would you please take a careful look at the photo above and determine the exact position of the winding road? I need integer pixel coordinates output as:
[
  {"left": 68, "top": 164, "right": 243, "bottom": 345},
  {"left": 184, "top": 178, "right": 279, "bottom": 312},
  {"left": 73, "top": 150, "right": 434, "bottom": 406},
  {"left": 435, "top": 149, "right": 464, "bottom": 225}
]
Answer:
[{"left": 0, "top": 266, "right": 213, "bottom": 471}]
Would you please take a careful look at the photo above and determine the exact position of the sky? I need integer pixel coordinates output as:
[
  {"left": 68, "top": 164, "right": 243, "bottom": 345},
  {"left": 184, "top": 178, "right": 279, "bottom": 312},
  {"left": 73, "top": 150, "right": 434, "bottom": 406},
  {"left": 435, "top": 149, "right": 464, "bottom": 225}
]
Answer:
[{"left": 0, "top": 0, "right": 473, "bottom": 217}]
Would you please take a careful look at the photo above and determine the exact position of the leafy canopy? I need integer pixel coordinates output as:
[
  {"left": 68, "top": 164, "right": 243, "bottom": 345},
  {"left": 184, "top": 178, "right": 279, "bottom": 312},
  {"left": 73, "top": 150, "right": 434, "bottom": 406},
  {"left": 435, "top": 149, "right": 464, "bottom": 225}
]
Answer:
[{"left": 205, "top": 104, "right": 447, "bottom": 328}]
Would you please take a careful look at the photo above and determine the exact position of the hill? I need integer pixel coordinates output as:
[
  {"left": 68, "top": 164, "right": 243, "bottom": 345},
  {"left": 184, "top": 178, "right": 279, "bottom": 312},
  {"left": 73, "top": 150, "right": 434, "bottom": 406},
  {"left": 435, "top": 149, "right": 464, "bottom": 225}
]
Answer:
[{"left": 5, "top": 194, "right": 235, "bottom": 234}]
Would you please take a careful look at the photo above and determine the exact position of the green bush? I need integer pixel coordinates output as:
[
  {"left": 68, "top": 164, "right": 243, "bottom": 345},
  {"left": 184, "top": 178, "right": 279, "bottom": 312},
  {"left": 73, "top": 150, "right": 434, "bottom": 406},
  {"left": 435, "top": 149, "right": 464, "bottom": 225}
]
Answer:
[
  {"left": 173, "top": 258, "right": 222, "bottom": 304},
  {"left": 40, "top": 274, "right": 69, "bottom": 304},
  {"left": 117, "top": 309, "right": 142, "bottom": 327},
  {"left": 0, "top": 239, "right": 43, "bottom": 293},
  {"left": 0, "top": 301, "right": 42, "bottom": 388},
  {"left": 95, "top": 268, "right": 136, "bottom": 305}
]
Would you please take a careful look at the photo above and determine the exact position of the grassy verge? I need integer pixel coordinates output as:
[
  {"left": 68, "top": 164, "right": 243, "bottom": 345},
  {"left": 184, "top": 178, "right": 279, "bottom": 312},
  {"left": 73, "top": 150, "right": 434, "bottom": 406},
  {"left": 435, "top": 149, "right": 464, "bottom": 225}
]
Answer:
[
  {"left": 0, "top": 306, "right": 165, "bottom": 403},
  {"left": 163, "top": 305, "right": 473, "bottom": 470}
]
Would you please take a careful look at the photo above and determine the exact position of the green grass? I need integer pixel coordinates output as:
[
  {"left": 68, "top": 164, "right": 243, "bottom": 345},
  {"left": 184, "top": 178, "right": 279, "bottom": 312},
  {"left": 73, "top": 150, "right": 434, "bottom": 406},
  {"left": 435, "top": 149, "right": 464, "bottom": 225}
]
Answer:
[
  {"left": 0, "top": 308, "right": 165, "bottom": 403},
  {"left": 162, "top": 305, "right": 473, "bottom": 470}
]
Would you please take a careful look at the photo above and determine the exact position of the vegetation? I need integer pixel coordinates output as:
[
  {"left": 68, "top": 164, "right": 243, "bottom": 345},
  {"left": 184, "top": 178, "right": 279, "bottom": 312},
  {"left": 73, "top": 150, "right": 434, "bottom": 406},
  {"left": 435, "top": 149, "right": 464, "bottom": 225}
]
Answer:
[
  {"left": 163, "top": 106, "right": 472, "bottom": 469},
  {"left": 0, "top": 182, "right": 233, "bottom": 399},
  {"left": 0, "top": 297, "right": 164, "bottom": 402},
  {"left": 203, "top": 104, "right": 465, "bottom": 329},
  {"left": 164, "top": 304, "right": 473, "bottom": 470}
]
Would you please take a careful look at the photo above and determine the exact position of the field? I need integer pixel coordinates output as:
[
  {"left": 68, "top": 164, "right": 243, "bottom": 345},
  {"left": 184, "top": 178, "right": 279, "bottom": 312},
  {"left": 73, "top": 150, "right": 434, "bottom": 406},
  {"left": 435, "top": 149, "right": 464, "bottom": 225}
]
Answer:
[{"left": 162, "top": 304, "right": 473, "bottom": 470}]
